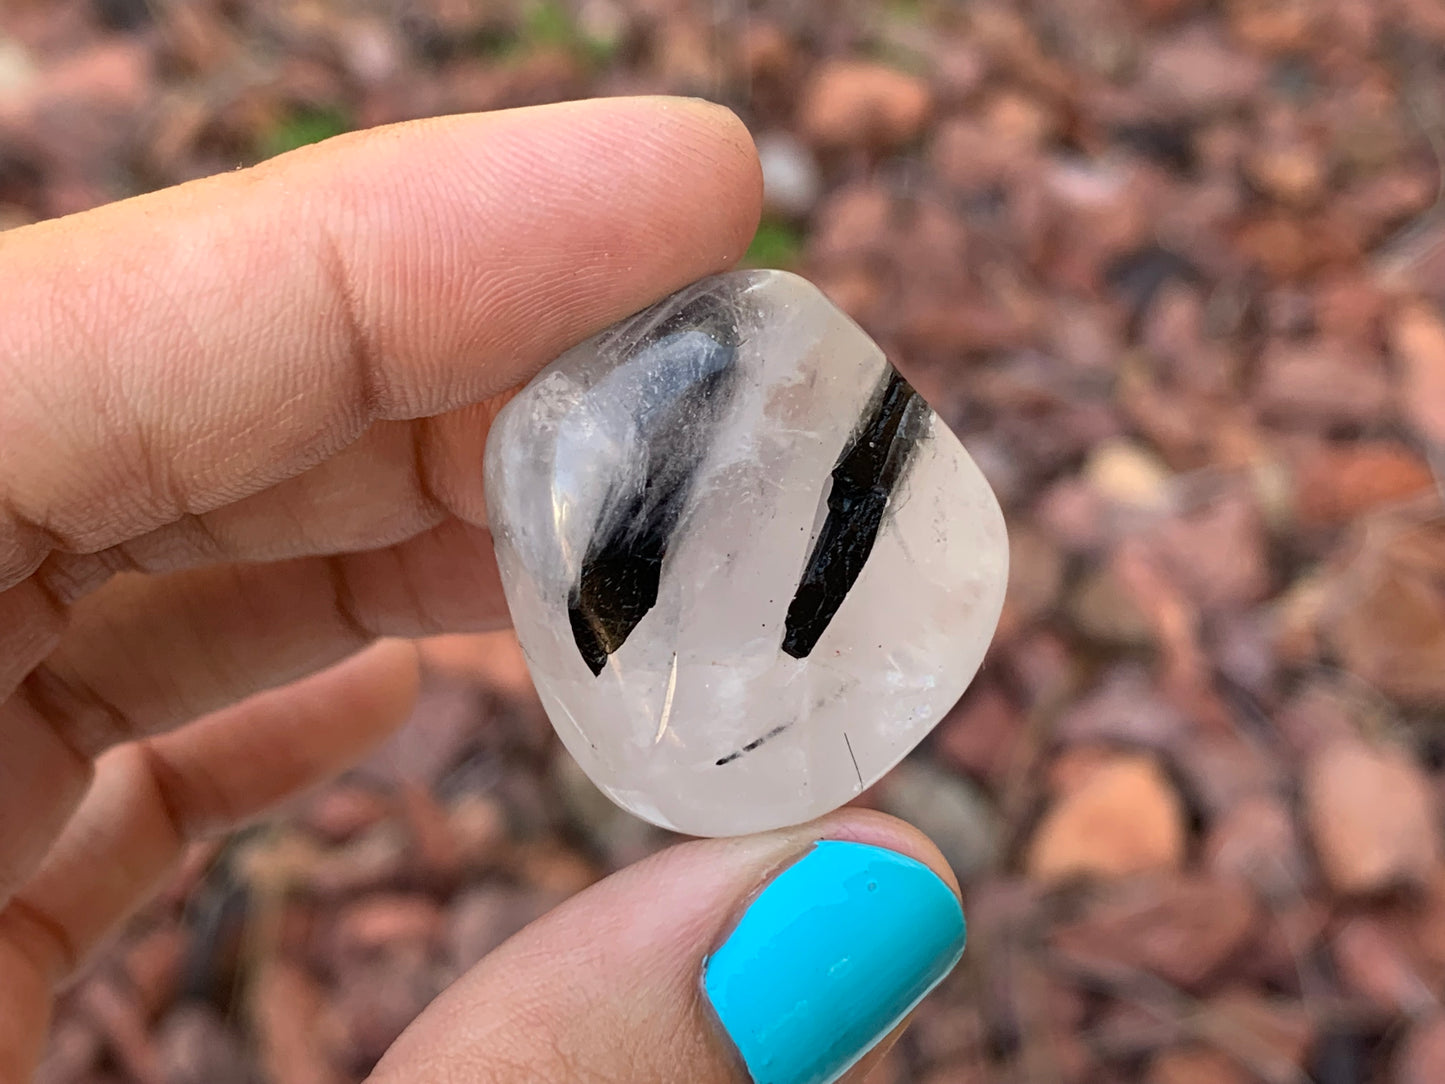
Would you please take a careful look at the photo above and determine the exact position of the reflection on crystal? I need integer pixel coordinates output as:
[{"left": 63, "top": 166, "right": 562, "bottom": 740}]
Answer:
[{"left": 485, "top": 269, "right": 1008, "bottom": 837}]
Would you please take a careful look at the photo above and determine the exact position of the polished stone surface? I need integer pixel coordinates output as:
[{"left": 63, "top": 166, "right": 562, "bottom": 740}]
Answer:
[{"left": 485, "top": 270, "right": 1008, "bottom": 836}]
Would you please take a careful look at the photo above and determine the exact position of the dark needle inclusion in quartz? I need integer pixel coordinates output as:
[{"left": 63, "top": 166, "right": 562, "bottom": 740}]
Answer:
[
  {"left": 567, "top": 292, "right": 742, "bottom": 676},
  {"left": 781, "top": 368, "right": 929, "bottom": 659},
  {"left": 717, "top": 367, "right": 928, "bottom": 768},
  {"left": 565, "top": 286, "right": 928, "bottom": 677}
]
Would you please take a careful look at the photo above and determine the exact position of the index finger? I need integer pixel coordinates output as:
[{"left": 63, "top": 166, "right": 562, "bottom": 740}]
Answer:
[{"left": 0, "top": 96, "right": 761, "bottom": 588}]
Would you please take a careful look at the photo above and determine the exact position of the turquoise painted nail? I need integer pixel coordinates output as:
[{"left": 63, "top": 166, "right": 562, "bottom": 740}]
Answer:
[{"left": 703, "top": 840, "right": 966, "bottom": 1084}]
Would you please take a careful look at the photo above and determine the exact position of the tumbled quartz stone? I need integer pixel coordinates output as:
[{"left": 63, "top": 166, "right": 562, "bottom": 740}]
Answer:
[{"left": 485, "top": 270, "right": 1007, "bottom": 837}]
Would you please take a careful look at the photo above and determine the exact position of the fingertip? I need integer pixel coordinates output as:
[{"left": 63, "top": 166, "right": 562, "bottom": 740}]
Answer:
[
  {"left": 567, "top": 94, "right": 763, "bottom": 266},
  {"left": 325, "top": 94, "right": 766, "bottom": 399},
  {"left": 804, "top": 807, "right": 965, "bottom": 899},
  {"left": 702, "top": 832, "right": 965, "bottom": 1084},
  {"left": 352, "top": 637, "right": 425, "bottom": 720},
  {"left": 585, "top": 94, "right": 764, "bottom": 269},
  {"left": 370, "top": 803, "right": 964, "bottom": 1084},
  {"left": 693, "top": 101, "right": 764, "bottom": 264},
  {"left": 653, "top": 95, "right": 764, "bottom": 237}
]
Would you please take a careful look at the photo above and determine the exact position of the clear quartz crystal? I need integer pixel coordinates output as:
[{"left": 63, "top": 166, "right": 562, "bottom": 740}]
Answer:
[{"left": 485, "top": 270, "right": 1008, "bottom": 837}]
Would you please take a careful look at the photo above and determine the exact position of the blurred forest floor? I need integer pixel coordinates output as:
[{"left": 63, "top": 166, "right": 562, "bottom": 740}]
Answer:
[{"left": 4, "top": 0, "right": 1445, "bottom": 1081}]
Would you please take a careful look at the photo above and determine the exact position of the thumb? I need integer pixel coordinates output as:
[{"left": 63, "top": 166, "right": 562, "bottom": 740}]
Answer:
[{"left": 370, "top": 810, "right": 965, "bottom": 1084}]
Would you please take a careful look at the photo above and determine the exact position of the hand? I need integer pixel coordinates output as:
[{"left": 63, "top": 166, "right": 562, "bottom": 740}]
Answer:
[{"left": 0, "top": 97, "right": 964, "bottom": 1084}]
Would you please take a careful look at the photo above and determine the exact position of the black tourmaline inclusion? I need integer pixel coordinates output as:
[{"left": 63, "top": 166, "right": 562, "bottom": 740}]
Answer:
[
  {"left": 568, "top": 291, "right": 741, "bottom": 676},
  {"left": 781, "top": 368, "right": 928, "bottom": 659}
]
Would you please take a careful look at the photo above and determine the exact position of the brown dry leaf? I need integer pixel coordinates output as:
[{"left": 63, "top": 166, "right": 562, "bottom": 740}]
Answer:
[
  {"left": 1204, "top": 794, "right": 1309, "bottom": 898},
  {"left": 251, "top": 959, "right": 344, "bottom": 1084},
  {"left": 330, "top": 894, "right": 443, "bottom": 966},
  {"left": 1052, "top": 876, "right": 1259, "bottom": 990},
  {"left": 1113, "top": 538, "right": 1214, "bottom": 709},
  {"left": 77, "top": 980, "right": 161, "bottom": 1084},
  {"left": 121, "top": 927, "right": 185, "bottom": 1021},
  {"left": 1394, "top": 1014, "right": 1445, "bottom": 1084},
  {"left": 933, "top": 681, "right": 1021, "bottom": 784},
  {"left": 1407, "top": 866, "right": 1445, "bottom": 980},
  {"left": 1256, "top": 339, "right": 1390, "bottom": 430},
  {"left": 1295, "top": 443, "right": 1437, "bottom": 528},
  {"left": 155, "top": 1006, "right": 251, "bottom": 1084},
  {"left": 1027, "top": 752, "right": 1187, "bottom": 883},
  {"left": 33, "top": 1019, "right": 100, "bottom": 1084},
  {"left": 1304, "top": 737, "right": 1440, "bottom": 895},
  {"left": 997, "top": 524, "right": 1066, "bottom": 639},
  {"left": 1332, "top": 914, "right": 1436, "bottom": 1014},
  {"left": 1152, "top": 487, "right": 1270, "bottom": 611},
  {"left": 301, "top": 784, "right": 392, "bottom": 844},
  {"left": 1323, "top": 513, "right": 1445, "bottom": 704},
  {"left": 1245, "top": 138, "right": 1326, "bottom": 206},
  {"left": 1391, "top": 301, "right": 1445, "bottom": 447},
  {"left": 1193, "top": 992, "right": 1314, "bottom": 1082},
  {"left": 1147, "top": 1046, "right": 1250, "bottom": 1084},
  {"left": 798, "top": 60, "right": 932, "bottom": 148}
]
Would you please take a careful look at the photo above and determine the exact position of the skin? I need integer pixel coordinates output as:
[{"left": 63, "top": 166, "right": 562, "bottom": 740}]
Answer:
[{"left": 0, "top": 97, "right": 958, "bottom": 1084}]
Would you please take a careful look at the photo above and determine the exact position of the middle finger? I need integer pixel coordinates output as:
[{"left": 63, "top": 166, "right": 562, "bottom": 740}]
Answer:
[
  {"left": 0, "top": 400, "right": 497, "bottom": 702},
  {"left": 0, "top": 518, "right": 505, "bottom": 905}
]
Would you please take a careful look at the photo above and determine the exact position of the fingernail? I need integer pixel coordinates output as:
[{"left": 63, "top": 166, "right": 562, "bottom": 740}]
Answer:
[{"left": 703, "top": 840, "right": 966, "bottom": 1084}]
